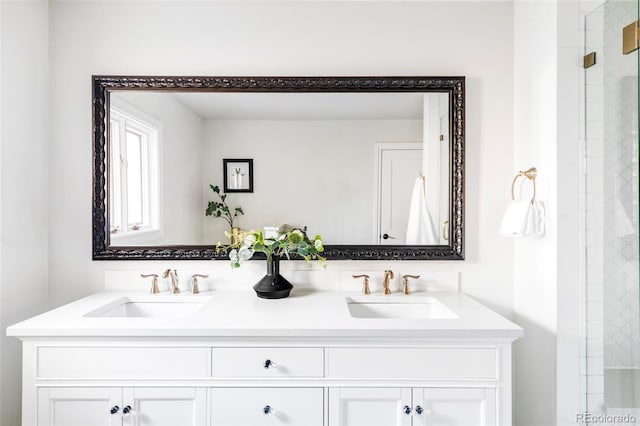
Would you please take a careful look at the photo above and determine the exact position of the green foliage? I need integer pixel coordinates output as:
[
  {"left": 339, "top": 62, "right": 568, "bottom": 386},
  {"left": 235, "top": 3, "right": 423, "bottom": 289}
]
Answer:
[
  {"left": 219, "top": 226, "right": 326, "bottom": 269},
  {"left": 205, "top": 184, "right": 244, "bottom": 228}
]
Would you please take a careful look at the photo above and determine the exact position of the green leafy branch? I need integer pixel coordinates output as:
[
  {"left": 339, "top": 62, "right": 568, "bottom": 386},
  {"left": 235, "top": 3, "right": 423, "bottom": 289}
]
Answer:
[{"left": 205, "top": 185, "right": 244, "bottom": 229}]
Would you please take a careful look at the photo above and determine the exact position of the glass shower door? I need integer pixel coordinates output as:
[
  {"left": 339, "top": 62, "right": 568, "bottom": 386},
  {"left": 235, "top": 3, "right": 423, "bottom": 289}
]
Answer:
[{"left": 584, "top": 0, "right": 640, "bottom": 417}]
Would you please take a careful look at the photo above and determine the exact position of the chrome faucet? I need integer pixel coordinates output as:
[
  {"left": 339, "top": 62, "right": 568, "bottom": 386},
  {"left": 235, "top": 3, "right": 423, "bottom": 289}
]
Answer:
[
  {"left": 382, "top": 270, "right": 394, "bottom": 295},
  {"left": 162, "top": 269, "right": 180, "bottom": 294}
]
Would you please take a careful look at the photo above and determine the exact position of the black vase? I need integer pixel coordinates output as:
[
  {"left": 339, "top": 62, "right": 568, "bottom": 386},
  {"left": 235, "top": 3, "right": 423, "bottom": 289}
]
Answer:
[{"left": 253, "top": 256, "right": 293, "bottom": 299}]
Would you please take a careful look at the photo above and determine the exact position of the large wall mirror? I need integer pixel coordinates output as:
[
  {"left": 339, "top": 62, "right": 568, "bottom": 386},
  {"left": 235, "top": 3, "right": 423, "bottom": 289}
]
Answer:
[{"left": 93, "top": 76, "right": 464, "bottom": 260}]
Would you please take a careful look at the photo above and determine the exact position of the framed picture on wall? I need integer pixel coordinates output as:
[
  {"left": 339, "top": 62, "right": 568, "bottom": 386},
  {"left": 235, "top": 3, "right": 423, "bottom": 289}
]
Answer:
[{"left": 223, "top": 159, "right": 253, "bottom": 193}]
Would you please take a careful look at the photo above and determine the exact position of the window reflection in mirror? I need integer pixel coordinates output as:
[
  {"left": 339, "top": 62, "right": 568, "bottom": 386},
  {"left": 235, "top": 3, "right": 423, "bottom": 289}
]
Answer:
[{"left": 109, "top": 100, "right": 160, "bottom": 244}]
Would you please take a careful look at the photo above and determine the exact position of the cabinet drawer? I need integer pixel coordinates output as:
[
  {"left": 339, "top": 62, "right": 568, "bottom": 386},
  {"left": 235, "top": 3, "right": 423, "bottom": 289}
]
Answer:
[
  {"left": 326, "top": 347, "right": 497, "bottom": 380},
  {"left": 211, "top": 388, "right": 323, "bottom": 426},
  {"left": 37, "top": 347, "right": 210, "bottom": 379},
  {"left": 212, "top": 347, "right": 324, "bottom": 378}
]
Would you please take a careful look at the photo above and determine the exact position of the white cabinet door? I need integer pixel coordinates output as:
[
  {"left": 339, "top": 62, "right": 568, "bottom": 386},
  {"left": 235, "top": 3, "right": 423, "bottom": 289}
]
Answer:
[
  {"left": 38, "top": 387, "right": 121, "bottom": 426},
  {"left": 328, "top": 388, "right": 412, "bottom": 426},
  {"left": 122, "top": 387, "right": 207, "bottom": 426},
  {"left": 413, "top": 388, "right": 497, "bottom": 426},
  {"left": 211, "top": 387, "right": 323, "bottom": 426}
]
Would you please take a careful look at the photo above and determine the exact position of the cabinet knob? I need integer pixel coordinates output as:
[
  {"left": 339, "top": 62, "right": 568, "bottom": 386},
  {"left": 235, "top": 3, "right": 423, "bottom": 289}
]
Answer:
[
  {"left": 263, "top": 359, "right": 273, "bottom": 369},
  {"left": 122, "top": 405, "right": 132, "bottom": 415},
  {"left": 263, "top": 405, "right": 272, "bottom": 415},
  {"left": 110, "top": 405, "right": 120, "bottom": 415},
  {"left": 403, "top": 405, "right": 412, "bottom": 415},
  {"left": 415, "top": 405, "right": 424, "bottom": 415}
]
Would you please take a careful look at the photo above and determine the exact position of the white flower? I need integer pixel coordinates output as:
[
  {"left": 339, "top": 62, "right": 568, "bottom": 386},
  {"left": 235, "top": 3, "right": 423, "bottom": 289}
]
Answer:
[
  {"left": 238, "top": 246, "right": 254, "bottom": 261},
  {"left": 244, "top": 234, "right": 257, "bottom": 245}
]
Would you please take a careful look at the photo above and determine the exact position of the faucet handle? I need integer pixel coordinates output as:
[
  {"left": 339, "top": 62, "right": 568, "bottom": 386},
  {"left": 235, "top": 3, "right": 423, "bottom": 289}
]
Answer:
[
  {"left": 401, "top": 274, "right": 420, "bottom": 295},
  {"left": 383, "top": 270, "right": 394, "bottom": 295},
  {"left": 191, "top": 274, "right": 209, "bottom": 294},
  {"left": 162, "top": 269, "right": 180, "bottom": 294},
  {"left": 352, "top": 274, "right": 371, "bottom": 295},
  {"left": 140, "top": 274, "right": 160, "bottom": 294}
]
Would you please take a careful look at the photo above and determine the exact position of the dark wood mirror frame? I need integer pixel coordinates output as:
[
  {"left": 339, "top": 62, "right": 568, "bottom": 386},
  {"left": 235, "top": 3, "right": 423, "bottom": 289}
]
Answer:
[{"left": 92, "top": 76, "right": 465, "bottom": 260}]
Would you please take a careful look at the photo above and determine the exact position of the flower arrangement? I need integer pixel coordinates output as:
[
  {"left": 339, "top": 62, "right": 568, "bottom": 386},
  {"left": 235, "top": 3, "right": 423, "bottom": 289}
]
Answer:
[
  {"left": 218, "top": 225, "right": 326, "bottom": 269},
  {"left": 205, "top": 185, "right": 244, "bottom": 229}
]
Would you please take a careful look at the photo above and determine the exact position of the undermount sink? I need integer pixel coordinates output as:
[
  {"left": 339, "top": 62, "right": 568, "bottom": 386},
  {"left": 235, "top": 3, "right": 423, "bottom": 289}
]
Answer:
[
  {"left": 84, "top": 296, "right": 212, "bottom": 318},
  {"left": 346, "top": 296, "right": 458, "bottom": 319}
]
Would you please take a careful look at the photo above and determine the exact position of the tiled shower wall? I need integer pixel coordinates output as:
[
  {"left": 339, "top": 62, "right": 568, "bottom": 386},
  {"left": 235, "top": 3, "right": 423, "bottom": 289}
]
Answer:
[
  {"left": 584, "top": 3, "right": 606, "bottom": 411},
  {"left": 601, "top": 29, "right": 639, "bottom": 372},
  {"left": 584, "top": 0, "right": 639, "bottom": 412}
]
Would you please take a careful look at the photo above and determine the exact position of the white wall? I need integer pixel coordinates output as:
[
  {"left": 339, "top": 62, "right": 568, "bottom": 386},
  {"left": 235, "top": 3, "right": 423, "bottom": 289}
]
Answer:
[
  {"left": 513, "top": 0, "right": 582, "bottom": 424},
  {"left": 513, "top": 2, "right": 559, "bottom": 424},
  {"left": 203, "top": 119, "right": 421, "bottom": 244},
  {"left": 0, "top": 1, "right": 50, "bottom": 425},
  {"left": 48, "top": 0, "right": 515, "bottom": 315}
]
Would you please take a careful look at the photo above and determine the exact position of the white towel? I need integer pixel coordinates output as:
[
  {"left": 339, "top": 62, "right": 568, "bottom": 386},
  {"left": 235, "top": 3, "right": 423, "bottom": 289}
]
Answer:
[
  {"left": 527, "top": 200, "right": 545, "bottom": 237},
  {"left": 406, "top": 177, "right": 437, "bottom": 244},
  {"left": 499, "top": 199, "right": 545, "bottom": 237},
  {"left": 499, "top": 200, "right": 531, "bottom": 236}
]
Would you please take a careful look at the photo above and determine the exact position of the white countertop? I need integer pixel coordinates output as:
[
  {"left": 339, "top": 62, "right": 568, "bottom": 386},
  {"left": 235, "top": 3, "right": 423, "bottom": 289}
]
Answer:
[{"left": 6, "top": 290, "right": 523, "bottom": 340}]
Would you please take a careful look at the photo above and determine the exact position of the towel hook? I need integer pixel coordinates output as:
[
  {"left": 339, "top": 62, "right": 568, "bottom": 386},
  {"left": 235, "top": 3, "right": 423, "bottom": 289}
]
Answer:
[{"left": 511, "top": 167, "right": 537, "bottom": 202}]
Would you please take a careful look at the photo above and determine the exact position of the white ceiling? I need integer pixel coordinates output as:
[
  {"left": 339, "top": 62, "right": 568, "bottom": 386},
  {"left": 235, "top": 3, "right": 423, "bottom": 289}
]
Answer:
[{"left": 171, "top": 92, "right": 426, "bottom": 120}]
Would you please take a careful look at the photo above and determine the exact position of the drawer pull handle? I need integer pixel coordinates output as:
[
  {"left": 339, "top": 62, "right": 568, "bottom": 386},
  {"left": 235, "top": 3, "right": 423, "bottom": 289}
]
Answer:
[
  {"left": 264, "top": 359, "right": 274, "bottom": 369},
  {"left": 403, "top": 405, "right": 412, "bottom": 415},
  {"left": 123, "top": 405, "right": 132, "bottom": 415},
  {"left": 263, "top": 405, "right": 272, "bottom": 415},
  {"left": 110, "top": 406, "right": 120, "bottom": 415},
  {"left": 415, "top": 405, "right": 424, "bottom": 415}
]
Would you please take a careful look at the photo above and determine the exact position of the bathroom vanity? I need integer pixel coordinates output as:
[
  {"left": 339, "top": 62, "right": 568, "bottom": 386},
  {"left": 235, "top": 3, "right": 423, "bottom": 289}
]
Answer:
[
  {"left": 6, "top": 73, "right": 520, "bottom": 425},
  {"left": 8, "top": 290, "right": 522, "bottom": 426}
]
